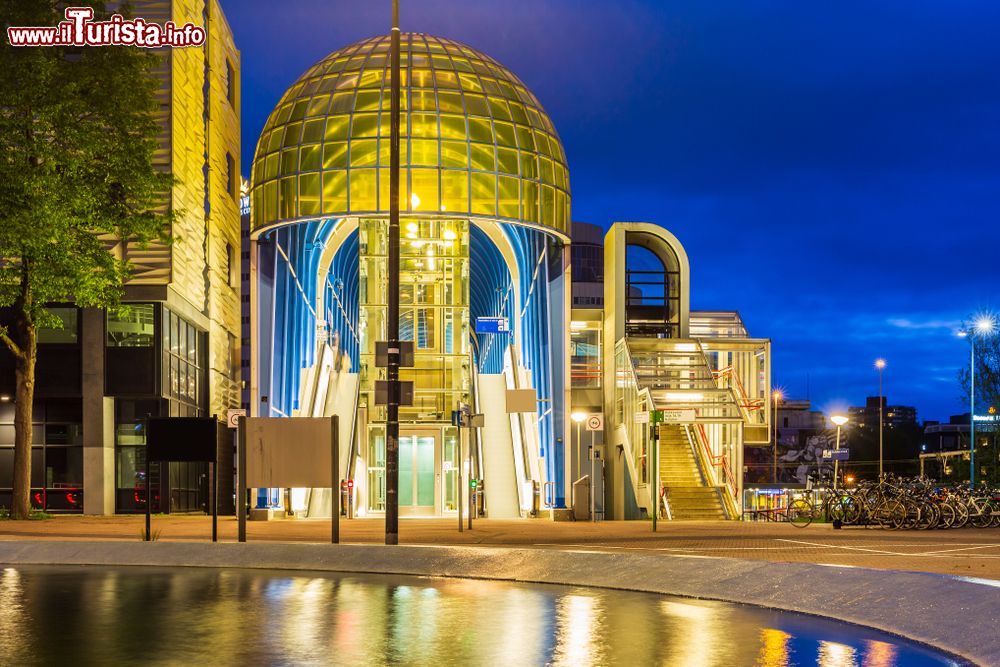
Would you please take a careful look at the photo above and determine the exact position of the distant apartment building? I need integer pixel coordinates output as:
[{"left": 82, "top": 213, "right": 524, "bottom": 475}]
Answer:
[
  {"left": 0, "top": 0, "right": 241, "bottom": 515},
  {"left": 849, "top": 396, "right": 917, "bottom": 430}
]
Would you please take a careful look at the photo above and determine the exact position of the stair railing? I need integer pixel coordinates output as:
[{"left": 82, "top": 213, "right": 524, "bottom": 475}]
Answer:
[{"left": 689, "top": 423, "right": 739, "bottom": 517}]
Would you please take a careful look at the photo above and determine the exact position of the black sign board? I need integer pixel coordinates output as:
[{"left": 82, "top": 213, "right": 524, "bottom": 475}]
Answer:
[
  {"left": 147, "top": 417, "right": 217, "bottom": 462},
  {"left": 144, "top": 416, "right": 220, "bottom": 542}
]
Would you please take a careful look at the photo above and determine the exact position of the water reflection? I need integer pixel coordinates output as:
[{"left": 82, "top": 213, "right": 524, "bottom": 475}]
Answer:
[{"left": 0, "top": 566, "right": 963, "bottom": 666}]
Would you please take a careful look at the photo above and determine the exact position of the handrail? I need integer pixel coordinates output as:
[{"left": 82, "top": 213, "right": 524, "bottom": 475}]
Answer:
[
  {"left": 695, "top": 423, "right": 739, "bottom": 501},
  {"left": 713, "top": 365, "right": 765, "bottom": 414}
]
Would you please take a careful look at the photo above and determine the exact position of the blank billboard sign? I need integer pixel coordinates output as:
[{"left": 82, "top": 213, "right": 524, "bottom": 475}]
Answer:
[{"left": 244, "top": 417, "right": 335, "bottom": 488}]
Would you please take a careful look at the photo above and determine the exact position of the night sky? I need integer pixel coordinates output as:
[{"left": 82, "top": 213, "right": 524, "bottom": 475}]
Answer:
[{"left": 224, "top": 0, "right": 1000, "bottom": 422}]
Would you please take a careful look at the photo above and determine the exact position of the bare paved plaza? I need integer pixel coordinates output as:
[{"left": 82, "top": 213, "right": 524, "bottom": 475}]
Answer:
[{"left": 3, "top": 516, "right": 1000, "bottom": 582}]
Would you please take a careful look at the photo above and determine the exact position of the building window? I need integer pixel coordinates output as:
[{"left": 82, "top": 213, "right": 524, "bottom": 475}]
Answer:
[
  {"left": 226, "top": 59, "right": 236, "bottom": 108},
  {"left": 107, "top": 304, "right": 155, "bottom": 347},
  {"left": 38, "top": 307, "right": 79, "bottom": 344},
  {"left": 570, "top": 325, "right": 601, "bottom": 389},
  {"left": 162, "top": 308, "right": 204, "bottom": 413},
  {"left": 226, "top": 242, "right": 236, "bottom": 287},
  {"left": 226, "top": 152, "right": 236, "bottom": 199}
]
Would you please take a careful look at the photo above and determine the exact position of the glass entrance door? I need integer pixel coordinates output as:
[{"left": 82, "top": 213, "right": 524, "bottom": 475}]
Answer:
[{"left": 399, "top": 433, "right": 437, "bottom": 515}]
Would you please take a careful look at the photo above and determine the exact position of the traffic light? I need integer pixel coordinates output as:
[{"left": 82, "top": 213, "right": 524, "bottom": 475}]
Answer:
[{"left": 470, "top": 478, "right": 478, "bottom": 489}]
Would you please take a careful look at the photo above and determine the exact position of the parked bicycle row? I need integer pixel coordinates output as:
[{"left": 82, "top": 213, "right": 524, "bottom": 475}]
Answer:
[{"left": 786, "top": 474, "right": 1000, "bottom": 529}]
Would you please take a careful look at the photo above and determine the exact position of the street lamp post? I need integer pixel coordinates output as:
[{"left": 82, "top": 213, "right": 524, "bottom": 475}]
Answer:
[
  {"left": 875, "top": 359, "right": 886, "bottom": 479},
  {"left": 831, "top": 415, "right": 848, "bottom": 491},
  {"left": 571, "top": 412, "right": 586, "bottom": 504},
  {"left": 385, "top": 0, "right": 401, "bottom": 545},
  {"left": 772, "top": 390, "right": 781, "bottom": 484},
  {"left": 959, "top": 317, "right": 996, "bottom": 488}
]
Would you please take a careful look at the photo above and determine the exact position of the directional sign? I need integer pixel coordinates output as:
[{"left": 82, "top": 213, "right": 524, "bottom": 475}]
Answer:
[
  {"left": 662, "top": 409, "right": 697, "bottom": 423},
  {"left": 475, "top": 317, "right": 509, "bottom": 334},
  {"left": 586, "top": 414, "right": 604, "bottom": 431},
  {"left": 634, "top": 412, "right": 650, "bottom": 424},
  {"left": 822, "top": 448, "right": 850, "bottom": 461}
]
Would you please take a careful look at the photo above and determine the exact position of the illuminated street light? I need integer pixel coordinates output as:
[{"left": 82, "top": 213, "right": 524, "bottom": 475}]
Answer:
[
  {"left": 831, "top": 415, "right": 848, "bottom": 491},
  {"left": 772, "top": 390, "right": 782, "bottom": 484},
  {"left": 875, "top": 358, "right": 886, "bottom": 479},
  {"left": 960, "top": 315, "right": 996, "bottom": 487}
]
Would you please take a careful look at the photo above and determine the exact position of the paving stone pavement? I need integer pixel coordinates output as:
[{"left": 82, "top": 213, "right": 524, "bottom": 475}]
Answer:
[{"left": 3, "top": 515, "right": 1000, "bottom": 581}]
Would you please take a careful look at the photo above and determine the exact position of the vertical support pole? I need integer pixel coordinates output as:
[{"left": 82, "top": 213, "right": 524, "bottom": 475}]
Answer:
[
  {"left": 385, "top": 0, "right": 402, "bottom": 547},
  {"left": 590, "top": 430, "right": 596, "bottom": 522},
  {"left": 144, "top": 442, "right": 151, "bottom": 542},
  {"left": 651, "top": 423, "right": 657, "bottom": 532},
  {"left": 332, "top": 415, "right": 340, "bottom": 544},
  {"left": 237, "top": 416, "right": 247, "bottom": 543},
  {"left": 878, "top": 367, "right": 884, "bottom": 479},
  {"left": 458, "top": 421, "right": 464, "bottom": 533},
  {"left": 211, "top": 414, "right": 218, "bottom": 543},
  {"left": 970, "top": 339, "right": 976, "bottom": 488}
]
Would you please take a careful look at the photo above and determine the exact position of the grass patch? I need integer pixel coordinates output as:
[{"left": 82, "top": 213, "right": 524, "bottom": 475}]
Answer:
[{"left": 0, "top": 507, "right": 53, "bottom": 521}]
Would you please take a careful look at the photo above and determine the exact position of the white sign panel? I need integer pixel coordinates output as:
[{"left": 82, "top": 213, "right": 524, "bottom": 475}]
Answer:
[
  {"left": 661, "top": 409, "right": 697, "bottom": 423},
  {"left": 586, "top": 414, "right": 604, "bottom": 431},
  {"left": 227, "top": 408, "right": 247, "bottom": 429},
  {"left": 505, "top": 388, "right": 538, "bottom": 413},
  {"left": 634, "top": 412, "right": 650, "bottom": 424}
]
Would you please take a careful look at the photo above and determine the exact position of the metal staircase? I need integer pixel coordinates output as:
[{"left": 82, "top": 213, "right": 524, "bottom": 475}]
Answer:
[{"left": 658, "top": 424, "right": 727, "bottom": 520}]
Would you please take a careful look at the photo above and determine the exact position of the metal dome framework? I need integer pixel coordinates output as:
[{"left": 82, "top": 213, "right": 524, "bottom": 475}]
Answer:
[{"left": 251, "top": 33, "right": 571, "bottom": 237}]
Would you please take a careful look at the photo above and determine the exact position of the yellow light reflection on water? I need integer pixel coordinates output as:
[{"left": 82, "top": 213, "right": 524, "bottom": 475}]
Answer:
[
  {"left": 755, "top": 628, "right": 792, "bottom": 667},
  {"left": 862, "top": 640, "right": 898, "bottom": 667},
  {"left": 551, "top": 594, "right": 603, "bottom": 666},
  {"left": 819, "top": 640, "right": 860, "bottom": 667}
]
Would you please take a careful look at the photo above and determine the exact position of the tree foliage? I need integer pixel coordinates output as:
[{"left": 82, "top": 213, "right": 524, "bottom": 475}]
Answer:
[{"left": 0, "top": 0, "right": 172, "bottom": 517}]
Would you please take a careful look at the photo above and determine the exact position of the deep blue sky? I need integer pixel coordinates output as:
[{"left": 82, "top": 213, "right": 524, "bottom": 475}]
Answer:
[{"left": 224, "top": 0, "right": 1000, "bottom": 422}]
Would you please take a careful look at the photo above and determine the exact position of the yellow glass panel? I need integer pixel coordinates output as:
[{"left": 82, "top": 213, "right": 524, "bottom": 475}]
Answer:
[
  {"left": 539, "top": 156, "right": 554, "bottom": 184},
  {"left": 279, "top": 176, "right": 296, "bottom": 219},
  {"left": 410, "top": 169, "right": 439, "bottom": 212},
  {"left": 322, "top": 170, "right": 348, "bottom": 213},
  {"left": 377, "top": 168, "right": 408, "bottom": 210},
  {"left": 519, "top": 152, "right": 538, "bottom": 179},
  {"left": 468, "top": 118, "right": 492, "bottom": 144},
  {"left": 290, "top": 100, "right": 308, "bottom": 121},
  {"left": 299, "top": 173, "right": 321, "bottom": 216},
  {"left": 522, "top": 181, "right": 539, "bottom": 222},
  {"left": 464, "top": 94, "right": 489, "bottom": 117},
  {"left": 554, "top": 189, "right": 567, "bottom": 229},
  {"left": 410, "top": 139, "right": 439, "bottom": 167},
  {"left": 458, "top": 73, "right": 482, "bottom": 92},
  {"left": 280, "top": 148, "right": 298, "bottom": 175},
  {"left": 330, "top": 92, "right": 353, "bottom": 114},
  {"left": 282, "top": 122, "right": 302, "bottom": 147},
  {"left": 325, "top": 115, "right": 350, "bottom": 140},
  {"left": 540, "top": 184, "right": 555, "bottom": 227},
  {"left": 496, "top": 147, "right": 519, "bottom": 175},
  {"left": 302, "top": 119, "right": 325, "bottom": 143},
  {"left": 264, "top": 153, "right": 278, "bottom": 179},
  {"left": 438, "top": 91, "right": 463, "bottom": 113},
  {"left": 411, "top": 68, "right": 434, "bottom": 87},
  {"left": 350, "top": 169, "right": 377, "bottom": 210},
  {"left": 350, "top": 139, "right": 378, "bottom": 167},
  {"left": 508, "top": 102, "right": 529, "bottom": 125},
  {"left": 299, "top": 144, "right": 321, "bottom": 171},
  {"left": 494, "top": 121, "right": 516, "bottom": 147},
  {"left": 411, "top": 113, "right": 439, "bottom": 138},
  {"left": 306, "top": 95, "right": 330, "bottom": 117},
  {"left": 354, "top": 90, "right": 381, "bottom": 111},
  {"left": 470, "top": 172, "right": 495, "bottom": 215},
  {"left": 497, "top": 175, "right": 519, "bottom": 219},
  {"left": 351, "top": 113, "right": 379, "bottom": 138},
  {"left": 267, "top": 129, "right": 282, "bottom": 153},
  {"left": 534, "top": 129, "right": 550, "bottom": 155},
  {"left": 440, "top": 140, "right": 468, "bottom": 168},
  {"left": 435, "top": 70, "right": 459, "bottom": 89},
  {"left": 358, "top": 68, "right": 383, "bottom": 88},
  {"left": 439, "top": 114, "right": 467, "bottom": 140},
  {"left": 441, "top": 171, "right": 469, "bottom": 213},
  {"left": 469, "top": 144, "right": 495, "bottom": 172},
  {"left": 263, "top": 180, "right": 277, "bottom": 222},
  {"left": 323, "top": 141, "right": 349, "bottom": 169},
  {"left": 411, "top": 89, "right": 436, "bottom": 111},
  {"left": 489, "top": 98, "right": 511, "bottom": 121},
  {"left": 378, "top": 112, "right": 408, "bottom": 136},
  {"left": 377, "top": 140, "right": 408, "bottom": 167}
]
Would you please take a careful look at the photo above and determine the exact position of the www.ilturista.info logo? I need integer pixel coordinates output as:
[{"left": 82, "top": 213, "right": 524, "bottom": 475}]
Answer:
[{"left": 7, "top": 7, "right": 206, "bottom": 48}]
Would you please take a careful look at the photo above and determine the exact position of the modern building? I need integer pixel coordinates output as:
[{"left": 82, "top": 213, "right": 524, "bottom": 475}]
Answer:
[
  {"left": 849, "top": 396, "right": 917, "bottom": 430},
  {"left": 248, "top": 33, "right": 771, "bottom": 520},
  {"left": 0, "top": 0, "right": 241, "bottom": 514}
]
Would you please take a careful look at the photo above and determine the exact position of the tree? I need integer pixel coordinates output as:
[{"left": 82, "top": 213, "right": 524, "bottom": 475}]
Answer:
[{"left": 0, "top": 1, "right": 172, "bottom": 518}]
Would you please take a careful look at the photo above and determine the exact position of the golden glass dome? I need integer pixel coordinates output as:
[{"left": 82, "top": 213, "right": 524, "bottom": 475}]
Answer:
[{"left": 251, "top": 33, "right": 570, "bottom": 236}]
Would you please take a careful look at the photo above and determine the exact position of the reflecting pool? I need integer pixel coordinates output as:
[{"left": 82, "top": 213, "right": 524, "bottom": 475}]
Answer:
[{"left": 0, "top": 566, "right": 964, "bottom": 666}]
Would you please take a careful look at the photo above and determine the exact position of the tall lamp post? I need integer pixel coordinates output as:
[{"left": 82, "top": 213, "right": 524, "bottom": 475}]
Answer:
[
  {"left": 831, "top": 415, "right": 848, "bottom": 490},
  {"left": 385, "top": 0, "right": 401, "bottom": 545},
  {"left": 571, "top": 412, "right": 586, "bottom": 501},
  {"left": 958, "top": 316, "right": 996, "bottom": 488},
  {"left": 772, "top": 390, "right": 782, "bottom": 484},
  {"left": 875, "top": 358, "right": 886, "bottom": 479}
]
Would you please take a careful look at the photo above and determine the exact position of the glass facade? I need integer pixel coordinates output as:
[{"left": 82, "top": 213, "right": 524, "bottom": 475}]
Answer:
[{"left": 251, "top": 33, "right": 570, "bottom": 235}]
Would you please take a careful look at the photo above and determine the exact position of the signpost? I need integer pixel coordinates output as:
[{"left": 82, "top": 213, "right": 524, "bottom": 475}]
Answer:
[
  {"left": 475, "top": 316, "right": 509, "bottom": 334},
  {"left": 146, "top": 416, "right": 221, "bottom": 542},
  {"left": 585, "top": 414, "right": 602, "bottom": 522}
]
